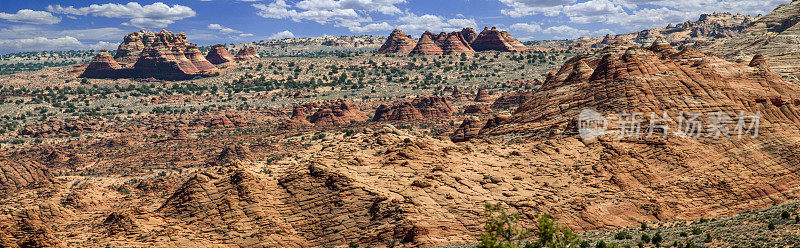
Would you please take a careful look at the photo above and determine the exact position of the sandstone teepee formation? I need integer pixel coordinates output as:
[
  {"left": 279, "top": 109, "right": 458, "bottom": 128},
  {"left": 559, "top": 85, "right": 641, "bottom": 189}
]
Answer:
[
  {"left": 205, "top": 44, "right": 236, "bottom": 64},
  {"left": 82, "top": 29, "right": 220, "bottom": 80},
  {"left": 379, "top": 27, "right": 528, "bottom": 55}
]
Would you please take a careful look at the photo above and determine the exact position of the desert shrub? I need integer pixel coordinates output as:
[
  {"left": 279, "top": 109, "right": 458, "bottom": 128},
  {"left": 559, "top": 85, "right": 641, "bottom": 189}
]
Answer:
[
  {"left": 768, "top": 222, "right": 775, "bottom": 230},
  {"left": 691, "top": 227, "right": 701, "bottom": 235},
  {"left": 781, "top": 211, "right": 790, "bottom": 219},
  {"left": 614, "top": 231, "right": 631, "bottom": 240},
  {"left": 311, "top": 132, "right": 326, "bottom": 140},
  {"left": 641, "top": 233, "right": 650, "bottom": 243},
  {"left": 640, "top": 223, "right": 648, "bottom": 231},
  {"left": 651, "top": 232, "right": 663, "bottom": 246}
]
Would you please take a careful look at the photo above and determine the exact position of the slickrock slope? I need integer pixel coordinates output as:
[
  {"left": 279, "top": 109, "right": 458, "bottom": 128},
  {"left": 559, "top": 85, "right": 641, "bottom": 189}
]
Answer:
[
  {"left": 0, "top": 155, "right": 55, "bottom": 191},
  {"left": 234, "top": 47, "right": 259, "bottom": 61},
  {"left": 377, "top": 29, "right": 417, "bottom": 54},
  {"left": 702, "top": 1, "right": 800, "bottom": 81},
  {"left": 79, "top": 50, "right": 123, "bottom": 78},
  {"left": 410, "top": 32, "right": 444, "bottom": 55},
  {"left": 205, "top": 44, "right": 235, "bottom": 64},
  {"left": 472, "top": 27, "right": 528, "bottom": 52},
  {"left": 483, "top": 40, "right": 800, "bottom": 135},
  {"left": 373, "top": 95, "right": 454, "bottom": 121}
]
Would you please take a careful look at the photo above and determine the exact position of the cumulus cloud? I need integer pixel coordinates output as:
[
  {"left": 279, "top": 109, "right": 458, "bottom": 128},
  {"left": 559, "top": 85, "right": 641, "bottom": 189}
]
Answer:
[
  {"left": 268, "top": 30, "right": 295, "bottom": 40},
  {"left": 253, "top": 0, "right": 408, "bottom": 32},
  {"left": 208, "top": 24, "right": 242, "bottom": 34},
  {"left": 0, "top": 26, "right": 127, "bottom": 41},
  {"left": 46, "top": 2, "right": 196, "bottom": 28},
  {"left": 510, "top": 22, "right": 543, "bottom": 33},
  {"left": 0, "top": 9, "right": 61, "bottom": 25},
  {"left": 0, "top": 36, "right": 117, "bottom": 53},
  {"left": 348, "top": 22, "right": 392, "bottom": 32},
  {"left": 396, "top": 12, "right": 477, "bottom": 34},
  {"left": 541, "top": 25, "right": 591, "bottom": 39}
]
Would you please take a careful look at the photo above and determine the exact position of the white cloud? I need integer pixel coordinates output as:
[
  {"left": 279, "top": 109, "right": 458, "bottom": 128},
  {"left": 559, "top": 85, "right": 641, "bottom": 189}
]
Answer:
[
  {"left": 0, "top": 26, "right": 127, "bottom": 41},
  {"left": 253, "top": 0, "right": 407, "bottom": 32},
  {"left": 396, "top": 12, "right": 477, "bottom": 34},
  {"left": 268, "top": 30, "right": 295, "bottom": 40},
  {"left": 208, "top": 24, "right": 242, "bottom": 34},
  {"left": 0, "top": 9, "right": 61, "bottom": 25},
  {"left": 0, "top": 36, "right": 117, "bottom": 52},
  {"left": 348, "top": 22, "right": 392, "bottom": 32},
  {"left": 510, "top": 23, "right": 543, "bottom": 33},
  {"left": 541, "top": 25, "right": 591, "bottom": 39},
  {"left": 46, "top": 2, "right": 196, "bottom": 28}
]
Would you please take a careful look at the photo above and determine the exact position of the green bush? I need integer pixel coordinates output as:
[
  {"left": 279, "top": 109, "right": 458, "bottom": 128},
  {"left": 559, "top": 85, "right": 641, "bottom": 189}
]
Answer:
[
  {"left": 614, "top": 231, "right": 631, "bottom": 240},
  {"left": 641, "top": 234, "right": 650, "bottom": 243},
  {"left": 477, "top": 203, "right": 592, "bottom": 248},
  {"left": 652, "top": 232, "right": 663, "bottom": 246},
  {"left": 477, "top": 203, "right": 530, "bottom": 248}
]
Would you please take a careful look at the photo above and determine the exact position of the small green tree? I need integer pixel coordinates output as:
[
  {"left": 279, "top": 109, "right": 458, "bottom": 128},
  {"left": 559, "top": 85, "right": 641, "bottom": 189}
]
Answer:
[
  {"left": 529, "top": 214, "right": 585, "bottom": 248},
  {"left": 478, "top": 203, "right": 530, "bottom": 248}
]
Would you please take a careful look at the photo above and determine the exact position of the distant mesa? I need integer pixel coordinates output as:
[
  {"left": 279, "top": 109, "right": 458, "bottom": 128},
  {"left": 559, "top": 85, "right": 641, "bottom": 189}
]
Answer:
[
  {"left": 81, "top": 29, "right": 222, "bottom": 81},
  {"left": 234, "top": 47, "right": 259, "bottom": 61},
  {"left": 205, "top": 44, "right": 235, "bottom": 64},
  {"left": 380, "top": 27, "right": 528, "bottom": 55}
]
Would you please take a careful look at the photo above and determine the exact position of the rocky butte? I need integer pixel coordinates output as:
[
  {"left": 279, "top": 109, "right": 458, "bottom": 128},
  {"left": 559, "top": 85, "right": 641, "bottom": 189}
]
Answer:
[
  {"left": 376, "top": 29, "right": 417, "bottom": 54},
  {"left": 205, "top": 44, "right": 236, "bottom": 64},
  {"left": 81, "top": 30, "right": 220, "bottom": 80},
  {"left": 372, "top": 95, "right": 454, "bottom": 121},
  {"left": 234, "top": 47, "right": 259, "bottom": 61},
  {"left": 379, "top": 27, "right": 527, "bottom": 55}
]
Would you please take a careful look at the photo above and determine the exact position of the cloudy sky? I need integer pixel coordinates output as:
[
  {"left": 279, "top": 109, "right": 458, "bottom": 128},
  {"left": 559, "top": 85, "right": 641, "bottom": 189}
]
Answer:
[{"left": 0, "top": 0, "right": 790, "bottom": 54}]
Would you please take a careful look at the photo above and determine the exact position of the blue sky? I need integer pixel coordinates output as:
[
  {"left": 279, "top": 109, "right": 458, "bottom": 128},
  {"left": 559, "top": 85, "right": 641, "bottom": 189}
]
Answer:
[{"left": 0, "top": 0, "right": 790, "bottom": 54}]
